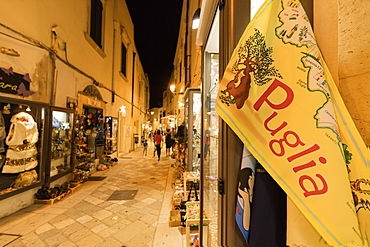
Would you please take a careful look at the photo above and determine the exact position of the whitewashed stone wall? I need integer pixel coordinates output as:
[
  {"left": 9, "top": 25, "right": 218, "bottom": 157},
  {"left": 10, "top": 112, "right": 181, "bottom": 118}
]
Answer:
[{"left": 315, "top": 0, "right": 370, "bottom": 146}]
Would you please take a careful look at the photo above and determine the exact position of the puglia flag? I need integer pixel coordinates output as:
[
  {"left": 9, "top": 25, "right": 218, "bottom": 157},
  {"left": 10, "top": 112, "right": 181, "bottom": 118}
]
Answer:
[{"left": 216, "top": 0, "right": 370, "bottom": 246}]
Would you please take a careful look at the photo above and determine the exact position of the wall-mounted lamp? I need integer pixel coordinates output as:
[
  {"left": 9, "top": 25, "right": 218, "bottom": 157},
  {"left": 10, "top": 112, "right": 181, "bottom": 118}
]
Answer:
[
  {"left": 170, "top": 84, "right": 183, "bottom": 95},
  {"left": 150, "top": 111, "right": 154, "bottom": 115},
  {"left": 192, "top": 8, "right": 201, "bottom": 29},
  {"left": 120, "top": 106, "right": 127, "bottom": 117}
]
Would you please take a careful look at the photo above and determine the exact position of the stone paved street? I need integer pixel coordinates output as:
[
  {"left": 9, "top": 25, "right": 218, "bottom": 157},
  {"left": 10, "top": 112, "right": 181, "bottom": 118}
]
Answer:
[{"left": 0, "top": 143, "right": 186, "bottom": 247}]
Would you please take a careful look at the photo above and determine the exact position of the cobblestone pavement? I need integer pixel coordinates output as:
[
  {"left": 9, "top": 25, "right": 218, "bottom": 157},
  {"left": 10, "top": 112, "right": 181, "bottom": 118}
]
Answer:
[{"left": 0, "top": 143, "right": 185, "bottom": 247}]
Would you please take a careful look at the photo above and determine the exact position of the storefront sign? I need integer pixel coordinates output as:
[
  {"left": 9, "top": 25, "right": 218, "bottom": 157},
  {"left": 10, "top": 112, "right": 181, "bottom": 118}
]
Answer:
[
  {"left": 0, "top": 67, "right": 34, "bottom": 97},
  {"left": 216, "top": 0, "right": 369, "bottom": 246}
]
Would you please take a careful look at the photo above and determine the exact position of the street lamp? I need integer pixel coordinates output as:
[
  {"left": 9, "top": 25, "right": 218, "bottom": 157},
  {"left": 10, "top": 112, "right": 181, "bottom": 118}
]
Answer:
[
  {"left": 192, "top": 8, "right": 201, "bottom": 29},
  {"left": 170, "top": 84, "right": 183, "bottom": 95}
]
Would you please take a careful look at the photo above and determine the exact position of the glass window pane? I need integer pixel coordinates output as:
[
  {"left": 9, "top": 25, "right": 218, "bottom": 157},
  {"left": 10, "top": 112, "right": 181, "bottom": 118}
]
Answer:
[
  {"left": 90, "top": 0, "right": 103, "bottom": 48},
  {"left": 0, "top": 102, "right": 45, "bottom": 195},
  {"left": 201, "top": 8, "right": 220, "bottom": 245},
  {"left": 51, "top": 110, "right": 74, "bottom": 177},
  {"left": 202, "top": 52, "right": 219, "bottom": 246}
]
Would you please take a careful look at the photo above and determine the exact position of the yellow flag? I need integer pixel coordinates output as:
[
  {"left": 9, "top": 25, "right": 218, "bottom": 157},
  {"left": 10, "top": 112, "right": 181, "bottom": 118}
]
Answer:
[{"left": 216, "top": 0, "right": 369, "bottom": 246}]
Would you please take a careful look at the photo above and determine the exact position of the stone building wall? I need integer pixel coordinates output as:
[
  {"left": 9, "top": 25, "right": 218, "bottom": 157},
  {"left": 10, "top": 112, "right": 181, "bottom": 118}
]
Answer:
[
  {"left": 315, "top": 0, "right": 370, "bottom": 146},
  {"left": 338, "top": 1, "right": 370, "bottom": 146}
]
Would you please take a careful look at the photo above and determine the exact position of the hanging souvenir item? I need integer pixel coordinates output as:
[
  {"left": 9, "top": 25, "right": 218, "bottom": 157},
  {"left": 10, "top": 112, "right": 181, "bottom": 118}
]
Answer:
[
  {"left": 2, "top": 104, "right": 11, "bottom": 115},
  {"left": 235, "top": 146, "right": 256, "bottom": 242},
  {"left": 2, "top": 112, "right": 39, "bottom": 173}
]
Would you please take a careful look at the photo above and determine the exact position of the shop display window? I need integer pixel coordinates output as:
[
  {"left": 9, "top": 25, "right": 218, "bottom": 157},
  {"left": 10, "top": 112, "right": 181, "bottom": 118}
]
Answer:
[
  {"left": 0, "top": 99, "right": 47, "bottom": 197},
  {"left": 202, "top": 53, "right": 219, "bottom": 246},
  {"left": 105, "top": 116, "right": 118, "bottom": 154},
  {"left": 50, "top": 108, "right": 74, "bottom": 177},
  {"left": 184, "top": 88, "right": 201, "bottom": 171},
  {"left": 201, "top": 10, "right": 219, "bottom": 246}
]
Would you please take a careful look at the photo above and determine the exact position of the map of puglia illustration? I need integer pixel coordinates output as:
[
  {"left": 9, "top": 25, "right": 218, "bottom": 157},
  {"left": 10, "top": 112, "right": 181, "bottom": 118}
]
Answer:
[{"left": 275, "top": 0, "right": 339, "bottom": 136}]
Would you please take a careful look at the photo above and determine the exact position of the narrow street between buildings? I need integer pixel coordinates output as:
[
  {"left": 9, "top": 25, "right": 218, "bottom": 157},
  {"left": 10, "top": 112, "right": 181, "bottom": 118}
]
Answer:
[{"left": 0, "top": 142, "right": 185, "bottom": 247}]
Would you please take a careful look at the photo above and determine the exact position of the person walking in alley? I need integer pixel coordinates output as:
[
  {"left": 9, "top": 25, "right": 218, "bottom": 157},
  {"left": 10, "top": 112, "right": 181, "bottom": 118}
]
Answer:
[
  {"left": 143, "top": 139, "right": 148, "bottom": 156},
  {"left": 154, "top": 129, "right": 162, "bottom": 161},
  {"left": 165, "top": 129, "right": 173, "bottom": 157}
]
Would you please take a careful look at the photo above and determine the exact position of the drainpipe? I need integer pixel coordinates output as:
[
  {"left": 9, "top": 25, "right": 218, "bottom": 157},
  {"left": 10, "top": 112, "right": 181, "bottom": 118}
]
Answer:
[
  {"left": 131, "top": 52, "right": 136, "bottom": 117},
  {"left": 184, "top": 0, "right": 189, "bottom": 87},
  {"left": 112, "top": 0, "right": 119, "bottom": 103}
]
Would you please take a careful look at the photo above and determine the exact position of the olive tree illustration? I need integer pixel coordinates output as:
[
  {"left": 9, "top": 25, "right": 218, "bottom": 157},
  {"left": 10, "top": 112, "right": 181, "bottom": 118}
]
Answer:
[{"left": 219, "top": 28, "right": 282, "bottom": 109}]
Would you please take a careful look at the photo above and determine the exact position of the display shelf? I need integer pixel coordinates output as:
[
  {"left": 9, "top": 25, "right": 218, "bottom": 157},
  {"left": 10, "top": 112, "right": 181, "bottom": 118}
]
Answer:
[
  {"left": 34, "top": 183, "right": 82, "bottom": 205},
  {"left": 73, "top": 113, "right": 93, "bottom": 181},
  {"left": 185, "top": 201, "right": 209, "bottom": 247},
  {"left": 34, "top": 194, "right": 65, "bottom": 205}
]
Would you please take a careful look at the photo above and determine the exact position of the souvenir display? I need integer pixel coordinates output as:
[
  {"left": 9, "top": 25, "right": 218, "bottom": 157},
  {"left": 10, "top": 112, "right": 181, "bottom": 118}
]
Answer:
[
  {"left": 2, "top": 112, "right": 39, "bottom": 173},
  {"left": 71, "top": 107, "right": 110, "bottom": 183},
  {"left": 11, "top": 169, "right": 38, "bottom": 189},
  {"left": 72, "top": 113, "right": 94, "bottom": 182},
  {"left": 104, "top": 117, "right": 118, "bottom": 154},
  {"left": 185, "top": 201, "right": 208, "bottom": 246},
  {"left": 0, "top": 102, "right": 46, "bottom": 195}
]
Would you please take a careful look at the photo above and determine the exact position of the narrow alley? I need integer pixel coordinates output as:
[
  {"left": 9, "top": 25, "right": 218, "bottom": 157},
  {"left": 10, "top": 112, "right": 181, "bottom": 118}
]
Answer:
[
  {"left": 0, "top": 142, "right": 185, "bottom": 247},
  {"left": 0, "top": 0, "right": 369, "bottom": 246}
]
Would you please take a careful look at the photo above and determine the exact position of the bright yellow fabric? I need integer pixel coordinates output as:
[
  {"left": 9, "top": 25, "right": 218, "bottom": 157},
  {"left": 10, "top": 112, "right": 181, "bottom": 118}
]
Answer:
[{"left": 216, "top": 0, "right": 370, "bottom": 246}]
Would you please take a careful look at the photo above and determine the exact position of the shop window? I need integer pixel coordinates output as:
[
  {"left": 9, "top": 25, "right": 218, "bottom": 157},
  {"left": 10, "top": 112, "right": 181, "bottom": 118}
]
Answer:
[
  {"left": 104, "top": 116, "right": 118, "bottom": 154},
  {"left": 121, "top": 43, "right": 127, "bottom": 77},
  {"left": 50, "top": 109, "right": 74, "bottom": 178},
  {"left": 0, "top": 100, "right": 46, "bottom": 197},
  {"left": 202, "top": 10, "right": 220, "bottom": 246},
  {"left": 90, "top": 0, "right": 103, "bottom": 48},
  {"left": 184, "top": 88, "right": 201, "bottom": 171}
]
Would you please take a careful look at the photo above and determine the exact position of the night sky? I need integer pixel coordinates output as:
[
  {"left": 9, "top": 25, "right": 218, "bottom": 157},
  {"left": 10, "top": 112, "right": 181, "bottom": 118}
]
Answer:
[{"left": 125, "top": 0, "right": 183, "bottom": 108}]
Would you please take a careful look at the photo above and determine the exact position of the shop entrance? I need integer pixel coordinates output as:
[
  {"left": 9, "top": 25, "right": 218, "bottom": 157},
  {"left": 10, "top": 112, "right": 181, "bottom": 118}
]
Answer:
[{"left": 81, "top": 105, "right": 105, "bottom": 163}]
